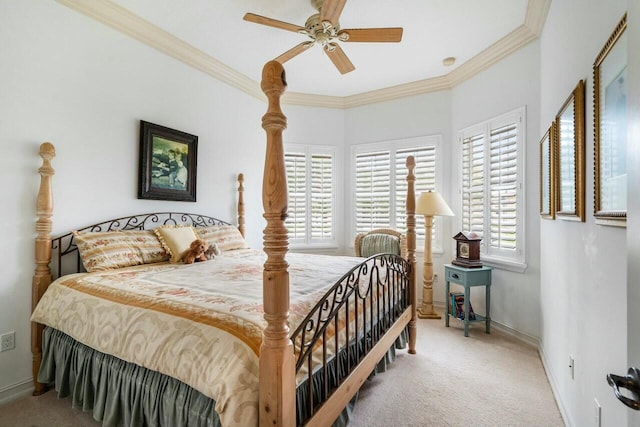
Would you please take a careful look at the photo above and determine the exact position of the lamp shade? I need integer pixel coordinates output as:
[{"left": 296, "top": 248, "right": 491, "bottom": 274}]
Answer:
[{"left": 416, "top": 191, "right": 454, "bottom": 217}]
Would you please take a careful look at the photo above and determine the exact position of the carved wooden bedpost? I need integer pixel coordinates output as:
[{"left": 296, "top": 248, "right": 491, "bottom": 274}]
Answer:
[
  {"left": 237, "top": 173, "right": 245, "bottom": 238},
  {"left": 31, "top": 142, "right": 55, "bottom": 395},
  {"left": 405, "top": 156, "right": 417, "bottom": 354},
  {"left": 259, "top": 61, "right": 295, "bottom": 427}
]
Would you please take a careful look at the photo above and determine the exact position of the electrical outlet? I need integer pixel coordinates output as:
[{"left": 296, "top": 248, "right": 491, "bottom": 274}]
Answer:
[
  {"left": 594, "top": 398, "right": 601, "bottom": 427},
  {"left": 0, "top": 332, "right": 15, "bottom": 352},
  {"left": 569, "top": 355, "right": 575, "bottom": 380}
]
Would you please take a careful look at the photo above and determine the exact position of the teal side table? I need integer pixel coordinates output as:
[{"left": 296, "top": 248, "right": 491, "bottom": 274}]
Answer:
[{"left": 444, "top": 264, "right": 492, "bottom": 337}]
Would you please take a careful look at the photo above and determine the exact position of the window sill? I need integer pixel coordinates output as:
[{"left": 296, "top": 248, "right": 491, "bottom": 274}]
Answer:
[{"left": 480, "top": 256, "right": 527, "bottom": 273}]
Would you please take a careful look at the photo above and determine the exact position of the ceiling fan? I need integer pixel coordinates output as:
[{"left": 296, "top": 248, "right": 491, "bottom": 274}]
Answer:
[{"left": 243, "top": 0, "right": 403, "bottom": 74}]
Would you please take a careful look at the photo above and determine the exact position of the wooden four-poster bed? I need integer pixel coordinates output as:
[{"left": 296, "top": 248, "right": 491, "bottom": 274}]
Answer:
[{"left": 30, "top": 61, "right": 418, "bottom": 427}]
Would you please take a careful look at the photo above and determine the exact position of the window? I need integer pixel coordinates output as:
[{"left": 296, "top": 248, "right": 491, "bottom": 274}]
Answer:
[
  {"left": 459, "top": 107, "right": 526, "bottom": 271},
  {"left": 352, "top": 136, "right": 443, "bottom": 251},
  {"left": 285, "top": 145, "right": 336, "bottom": 247}
]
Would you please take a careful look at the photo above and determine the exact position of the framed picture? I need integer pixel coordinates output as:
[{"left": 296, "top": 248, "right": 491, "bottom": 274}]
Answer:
[
  {"left": 539, "top": 123, "right": 555, "bottom": 219},
  {"left": 594, "top": 14, "right": 627, "bottom": 225},
  {"left": 555, "top": 80, "right": 585, "bottom": 222},
  {"left": 138, "top": 121, "right": 198, "bottom": 202}
]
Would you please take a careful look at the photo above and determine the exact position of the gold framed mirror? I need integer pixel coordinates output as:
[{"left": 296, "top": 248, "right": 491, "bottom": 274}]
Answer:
[
  {"left": 555, "top": 80, "right": 585, "bottom": 221},
  {"left": 594, "top": 14, "right": 627, "bottom": 225}
]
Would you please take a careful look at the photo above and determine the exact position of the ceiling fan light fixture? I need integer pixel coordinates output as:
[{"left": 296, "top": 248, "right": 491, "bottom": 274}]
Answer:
[{"left": 243, "top": 0, "right": 402, "bottom": 75}]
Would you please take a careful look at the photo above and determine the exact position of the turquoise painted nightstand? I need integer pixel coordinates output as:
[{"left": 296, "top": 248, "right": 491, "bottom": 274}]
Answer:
[{"left": 444, "top": 264, "right": 492, "bottom": 337}]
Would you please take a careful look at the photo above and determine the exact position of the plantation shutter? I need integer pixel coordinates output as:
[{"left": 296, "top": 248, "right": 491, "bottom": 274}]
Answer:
[
  {"left": 285, "top": 152, "right": 307, "bottom": 240},
  {"left": 489, "top": 123, "right": 518, "bottom": 251},
  {"left": 461, "top": 134, "right": 485, "bottom": 239},
  {"left": 310, "top": 154, "right": 333, "bottom": 240},
  {"left": 395, "top": 147, "right": 437, "bottom": 240},
  {"left": 355, "top": 151, "right": 391, "bottom": 233}
]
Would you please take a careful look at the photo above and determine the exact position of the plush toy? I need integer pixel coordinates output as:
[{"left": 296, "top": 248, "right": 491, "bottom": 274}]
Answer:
[
  {"left": 183, "top": 239, "right": 208, "bottom": 264},
  {"left": 204, "top": 243, "right": 221, "bottom": 260}
]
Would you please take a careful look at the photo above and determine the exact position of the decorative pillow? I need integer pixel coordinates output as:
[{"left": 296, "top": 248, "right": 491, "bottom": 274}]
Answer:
[
  {"left": 154, "top": 225, "right": 200, "bottom": 263},
  {"left": 196, "top": 225, "right": 248, "bottom": 252},
  {"left": 73, "top": 230, "right": 169, "bottom": 272}
]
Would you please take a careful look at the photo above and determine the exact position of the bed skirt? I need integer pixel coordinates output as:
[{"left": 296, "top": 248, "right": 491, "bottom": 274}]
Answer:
[
  {"left": 38, "top": 327, "right": 406, "bottom": 427},
  {"left": 38, "top": 327, "right": 220, "bottom": 427}
]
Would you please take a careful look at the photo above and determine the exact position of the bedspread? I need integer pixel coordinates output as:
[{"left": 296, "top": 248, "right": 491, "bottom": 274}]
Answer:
[{"left": 31, "top": 249, "right": 365, "bottom": 427}]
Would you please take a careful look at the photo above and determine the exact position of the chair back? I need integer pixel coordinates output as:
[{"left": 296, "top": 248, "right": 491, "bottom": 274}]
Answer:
[{"left": 355, "top": 228, "right": 407, "bottom": 258}]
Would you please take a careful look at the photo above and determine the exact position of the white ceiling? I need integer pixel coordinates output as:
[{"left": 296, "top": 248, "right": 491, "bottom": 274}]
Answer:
[{"left": 58, "top": 0, "right": 548, "bottom": 104}]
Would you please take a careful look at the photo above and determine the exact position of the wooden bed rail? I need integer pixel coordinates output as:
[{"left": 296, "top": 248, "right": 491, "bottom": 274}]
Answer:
[
  {"left": 259, "top": 60, "right": 295, "bottom": 426},
  {"left": 32, "top": 142, "right": 55, "bottom": 396}
]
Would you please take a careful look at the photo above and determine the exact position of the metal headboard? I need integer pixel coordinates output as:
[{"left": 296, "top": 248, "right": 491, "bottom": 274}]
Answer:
[{"left": 50, "top": 212, "right": 231, "bottom": 279}]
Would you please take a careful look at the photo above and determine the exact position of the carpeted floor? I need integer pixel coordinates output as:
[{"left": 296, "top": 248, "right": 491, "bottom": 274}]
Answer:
[{"left": 0, "top": 312, "right": 564, "bottom": 427}]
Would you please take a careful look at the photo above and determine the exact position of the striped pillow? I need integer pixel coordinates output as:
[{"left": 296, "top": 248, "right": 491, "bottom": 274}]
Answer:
[
  {"left": 196, "top": 225, "right": 248, "bottom": 252},
  {"left": 73, "top": 230, "right": 169, "bottom": 272}
]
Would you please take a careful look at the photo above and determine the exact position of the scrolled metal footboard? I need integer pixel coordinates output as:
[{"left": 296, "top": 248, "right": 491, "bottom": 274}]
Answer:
[{"left": 290, "top": 253, "right": 411, "bottom": 424}]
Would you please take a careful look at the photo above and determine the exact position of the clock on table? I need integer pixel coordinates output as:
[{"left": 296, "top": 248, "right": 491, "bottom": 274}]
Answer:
[{"left": 453, "top": 231, "right": 482, "bottom": 268}]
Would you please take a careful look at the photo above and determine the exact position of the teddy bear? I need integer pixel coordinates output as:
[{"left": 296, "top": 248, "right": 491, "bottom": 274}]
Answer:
[
  {"left": 182, "top": 239, "right": 208, "bottom": 264},
  {"left": 204, "top": 243, "right": 221, "bottom": 260}
]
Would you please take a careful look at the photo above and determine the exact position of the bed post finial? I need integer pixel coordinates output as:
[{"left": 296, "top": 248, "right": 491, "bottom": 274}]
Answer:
[
  {"left": 259, "top": 60, "right": 295, "bottom": 427},
  {"left": 32, "top": 142, "right": 55, "bottom": 396},
  {"left": 405, "top": 155, "right": 418, "bottom": 355},
  {"left": 237, "top": 173, "right": 245, "bottom": 238}
]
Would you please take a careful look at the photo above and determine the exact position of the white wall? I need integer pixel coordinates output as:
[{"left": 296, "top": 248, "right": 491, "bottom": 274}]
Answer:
[
  {"left": 343, "top": 43, "right": 543, "bottom": 341},
  {"left": 0, "top": 1, "right": 331, "bottom": 400},
  {"left": 451, "top": 41, "right": 542, "bottom": 339},
  {"left": 627, "top": 2, "right": 640, "bottom": 425},
  {"left": 539, "top": 1, "right": 628, "bottom": 426},
  {"left": 344, "top": 90, "right": 454, "bottom": 289}
]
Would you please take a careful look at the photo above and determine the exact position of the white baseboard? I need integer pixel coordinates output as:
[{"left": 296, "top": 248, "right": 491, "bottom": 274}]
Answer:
[
  {"left": 0, "top": 378, "right": 34, "bottom": 407},
  {"left": 490, "top": 320, "right": 539, "bottom": 348},
  {"left": 432, "top": 301, "right": 539, "bottom": 348},
  {"left": 538, "top": 344, "right": 572, "bottom": 427}
]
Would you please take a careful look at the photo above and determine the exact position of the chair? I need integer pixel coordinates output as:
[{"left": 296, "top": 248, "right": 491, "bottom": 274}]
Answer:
[{"left": 354, "top": 228, "right": 407, "bottom": 258}]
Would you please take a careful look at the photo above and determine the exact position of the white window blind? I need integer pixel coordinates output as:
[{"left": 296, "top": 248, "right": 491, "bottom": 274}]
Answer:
[
  {"left": 285, "top": 145, "right": 335, "bottom": 246},
  {"left": 311, "top": 154, "right": 333, "bottom": 239},
  {"left": 285, "top": 152, "right": 307, "bottom": 240},
  {"left": 353, "top": 136, "right": 443, "bottom": 250},
  {"left": 489, "top": 124, "right": 518, "bottom": 251},
  {"left": 462, "top": 134, "right": 485, "bottom": 238},
  {"left": 355, "top": 150, "right": 391, "bottom": 233},
  {"left": 395, "top": 147, "right": 437, "bottom": 241},
  {"left": 459, "top": 108, "right": 525, "bottom": 269}
]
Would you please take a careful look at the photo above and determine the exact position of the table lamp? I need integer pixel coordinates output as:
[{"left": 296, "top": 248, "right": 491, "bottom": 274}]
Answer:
[{"left": 416, "top": 190, "right": 454, "bottom": 319}]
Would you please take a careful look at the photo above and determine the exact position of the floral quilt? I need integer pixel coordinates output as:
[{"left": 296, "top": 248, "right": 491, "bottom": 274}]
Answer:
[{"left": 31, "top": 249, "right": 365, "bottom": 427}]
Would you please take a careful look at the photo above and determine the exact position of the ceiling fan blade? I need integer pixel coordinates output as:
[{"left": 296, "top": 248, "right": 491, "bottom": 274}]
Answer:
[
  {"left": 243, "top": 13, "right": 305, "bottom": 33},
  {"left": 274, "top": 42, "right": 314, "bottom": 64},
  {"left": 319, "top": 0, "right": 347, "bottom": 26},
  {"left": 324, "top": 43, "right": 355, "bottom": 74},
  {"left": 339, "top": 27, "right": 403, "bottom": 43}
]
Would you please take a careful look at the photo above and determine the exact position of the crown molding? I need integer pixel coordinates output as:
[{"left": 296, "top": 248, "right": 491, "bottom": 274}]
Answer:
[{"left": 56, "top": 0, "right": 550, "bottom": 109}]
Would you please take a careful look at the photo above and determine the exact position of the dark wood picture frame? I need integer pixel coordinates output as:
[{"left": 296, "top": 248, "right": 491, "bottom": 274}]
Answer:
[
  {"left": 138, "top": 120, "right": 198, "bottom": 202},
  {"left": 555, "top": 80, "right": 585, "bottom": 222},
  {"left": 539, "top": 122, "right": 556, "bottom": 219},
  {"left": 594, "top": 14, "right": 627, "bottom": 225}
]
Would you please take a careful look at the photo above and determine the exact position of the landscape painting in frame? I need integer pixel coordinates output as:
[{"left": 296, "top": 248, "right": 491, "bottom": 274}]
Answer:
[{"left": 138, "top": 120, "right": 198, "bottom": 202}]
